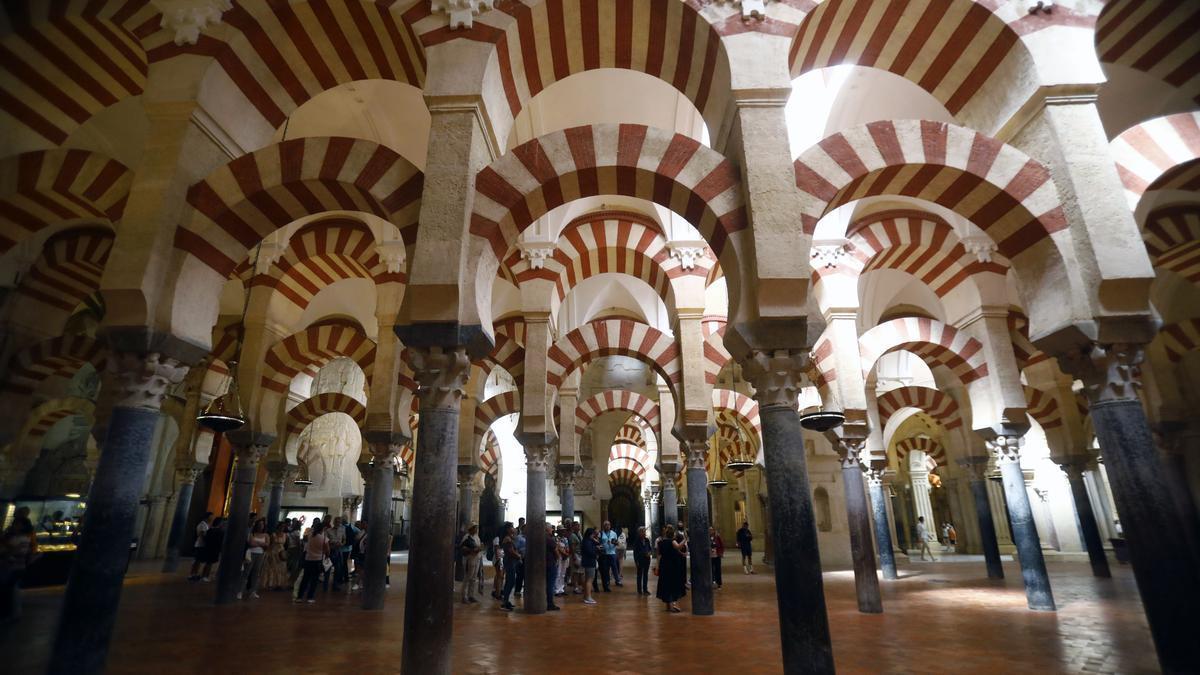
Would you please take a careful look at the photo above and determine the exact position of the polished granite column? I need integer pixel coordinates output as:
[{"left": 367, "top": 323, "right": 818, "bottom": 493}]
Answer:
[
  {"left": 865, "top": 466, "right": 898, "bottom": 580},
  {"left": 399, "top": 344, "right": 471, "bottom": 675},
  {"left": 457, "top": 465, "right": 479, "bottom": 534},
  {"left": 958, "top": 456, "right": 1005, "bottom": 580},
  {"left": 1062, "top": 456, "right": 1111, "bottom": 579},
  {"left": 988, "top": 434, "right": 1055, "bottom": 611},
  {"left": 215, "top": 432, "right": 271, "bottom": 605},
  {"left": 648, "top": 484, "right": 662, "bottom": 533},
  {"left": 363, "top": 434, "right": 403, "bottom": 610},
  {"left": 520, "top": 440, "right": 552, "bottom": 614},
  {"left": 264, "top": 461, "right": 293, "bottom": 533},
  {"left": 743, "top": 350, "right": 834, "bottom": 674},
  {"left": 836, "top": 437, "right": 882, "bottom": 613},
  {"left": 660, "top": 469, "right": 679, "bottom": 527},
  {"left": 161, "top": 465, "right": 201, "bottom": 573},
  {"left": 557, "top": 466, "right": 576, "bottom": 524},
  {"left": 682, "top": 438, "right": 714, "bottom": 616},
  {"left": 49, "top": 341, "right": 192, "bottom": 675}
]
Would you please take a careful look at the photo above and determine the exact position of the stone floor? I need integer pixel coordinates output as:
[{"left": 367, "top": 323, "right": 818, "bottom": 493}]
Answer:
[{"left": 4, "top": 557, "right": 1159, "bottom": 674}]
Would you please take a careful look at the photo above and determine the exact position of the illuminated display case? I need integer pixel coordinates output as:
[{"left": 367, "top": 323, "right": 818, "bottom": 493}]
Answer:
[{"left": 3, "top": 495, "right": 87, "bottom": 587}]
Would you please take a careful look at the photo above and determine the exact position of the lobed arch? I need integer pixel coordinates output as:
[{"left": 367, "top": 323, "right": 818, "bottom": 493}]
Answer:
[
  {"left": 1110, "top": 112, "right": 1200, "bottom": 212},
  {"left": 0, "top": 149, "right": 131, "bottom": 254},
  {"left": 473, "top": 390, "right": 520, "bottom": 450},
  {"left": 894, "top": 435, "right": 947, "bottom": 469},
  {"left": 260, "top": 319, "right": 376, "bottom": 396},
  {"left": 794, "top": 120, "right": 1075, "bottom": 338},
  {"left": 858, "top": 316, "right": 988, "bottom": 386},
  {"left": 545, "top": 320, "right": 682, "bottom": 402},
  {"left": 3, "top": 334, "right": 105, "bottom": 395},
  {"left": 876, "top": 385, "right": 962, "bottom": 431},
  {"left": 12, "top": 225, "right": 113, "bottom": 317},
  {"left": 468, "top": 123, "right": 747, "bottom": 331},
  {"left": 788, "top": 0, "right": 1036, "bottom": 134},
  {"left": 0, "top": 1, "right": 158, "bottom": 146},
  {"left": 1143, "top": 204, "right": 1200, "bottom": 285},
  {"left": 574, "top": 389, "right": 660, "bottom": 441}
]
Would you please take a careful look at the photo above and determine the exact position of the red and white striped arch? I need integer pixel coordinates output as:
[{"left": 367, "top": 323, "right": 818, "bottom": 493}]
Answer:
[
  {"left": 411, "top": 0, "right": 730, "bottom": 133},
  {"left": 397, "top": 442, "right": 415, "bottom": 475},
  {"left": 1008, "top": 310, "right": 1048, "bottom": 371},
  {"left": 480, "top": 429, "right": 501, "bottom": 479},
  {"left": 286, "top": 392, "right": 367, "bottom": 439},
  {"left": 1096, "top": 0, "right": 1200, "bottom": 107},
  {"left": 1023, "top": 386, "right": 1061, "bottom": 431},
  {"left": 894, "top": 435, "right": 947, "bottom": 469},
  {"left": 14, "top": 226, "right": 112, "bottom": 314},
  {"left": 789, "top": 0, "right": 1030, "bottom": 123},
  {"left": 546, "top": 319, "right": 682, "bottom": 391},
  {"left": 261, "top": 320, "right": 376, "bottom": 395},
  {"left": 793, "top": 120, "right": 1067, "bottom": 262},
  {"left": 471, "top": 124, "right": 746, "bottom": 268},
  {"left": 609, "top": 442, "right": 652, "bottom": 475},
  {"left": 174, "top": 137, "right": 423, "bottom": 279},
  {"left": 1111, "top": 112, "right": 1200, "bottom": 210},
  {"left": 4, "top": 334, "right": 104, "bottom": 395},
  {"left": 711, "top": 388, "right": 761, "bottom": 445},
  {"left": 0, "top": 1, "right": 158, "bottom": 145},
  {"left": 476, "top": 316, "right": 526, "bottom": 387},
  {"left": 1143, "top": 204, "right": 1200, "bottom": 283},
  {"left": 876, "top": 386, "right": 962, "bottom": 431},
  {"left": 13, "top": 397, "right": 95, "bottom": 461},
  {"left": 146, "top": 1, "right": 425, "bottom": 130},
  {"left": 710, "top": 422, "right": 751, "bottom": 476},
  {"left": 474, "top": 390, "right": 520, "bottom": 447},
  {"left": 574, "top": 389, "right": 660, "bottom": 439},
  {"left": 608, "top": 467, "right": 642, "bottom": 491},
  {"left": 0, "top": 149, "right": 131, "bottom": 254},
  {"left": 1158, "top": 318, "right": 1200, "bottom": 363},
  {"left": 806, "top": 328, "right": 837, "bottom": 399},
  {"left": 859, "top": 317, "right": 988, "bottom": 384},
  {"left": 614, "top": 422, "right": 646, "bottom": 449}
]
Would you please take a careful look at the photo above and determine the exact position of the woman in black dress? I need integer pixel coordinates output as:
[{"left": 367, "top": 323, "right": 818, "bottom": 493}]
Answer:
[{"left": 655, "top": 524, "right": 687, "bottom": 612}]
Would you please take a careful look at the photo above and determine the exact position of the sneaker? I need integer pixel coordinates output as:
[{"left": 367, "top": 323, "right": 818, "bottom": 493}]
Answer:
[
  {"left": 500, "top": 604, "right": 514, "bottom": 612},
  {"left": 251, "top": 593, "right": 260, "bottom": 599},
  {"left": 583, "top": 598, "right": 597, "bottom": 605},
  {"left": 548, "top": 604, "right": 560, "bottom": 611},
  {"left": 201, "top": 577, "right": 211, "bottom": 582},
  {"left": 306, "top": 599, "right": 315, "bottom": 604},
  {"left": 236, "top": 592, "right": 243, "bottom": 600}
]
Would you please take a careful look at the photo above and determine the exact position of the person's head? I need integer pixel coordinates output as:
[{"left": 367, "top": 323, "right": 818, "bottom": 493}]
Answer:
[
  {"left": 518, "top": 517, "right": 525, "bottom": 526},
  {"left": 742, "top": 521, "right": 749, "bottom": 529},
  {"left": 602, "top": 520, "right": 611, "bottom": 531},
  {"left": 14, "top": 506, "right": 30, "bottom": 521},
  {"left": 468, "top": 523, "right": 478, "bottom": 535},
  {"left": 201, "top": 511, "right": 213, "bottom": 524},
  {"left": 334, "top": 517, "right": 342, "bottom": 526},
  {"left": 251, "top": 518, "right": 266, "bottom": 534},
  {"left": 583, "top": 527, "right": 595, "bottom": 540},
  {"left": 545, "top": 523, "right": 554, "bottom": 534},
  {"left": 637, "top": 526, "right": 646, "bottom": 538},
  {"left": 276, "top": 522, "right": 288, "bottom": 534},
  {"left": 918, "top": 516, "right": 925, "bottom": 523},
  {"left": 313, "top": 519, "right": 325, "bottom": 534},
  {"left": 572, "top": 521, "right": 580, "bottom": 533},
  {"left": 504, "top": 521, "right": 514, "bottom": 537},
  {"left": 709, "top": 526, "right": 716, "bottom": 536},
  {"left": 663, "top": 524, "right": 675, "bottom": 540}
]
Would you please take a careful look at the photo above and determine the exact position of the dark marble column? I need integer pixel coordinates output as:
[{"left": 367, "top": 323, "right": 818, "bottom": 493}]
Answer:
[
  {"left": 958, "top": 456, "right": 1004, "bottom": 579},
  {"left": 743, "top": 350, "right": 834, "bottom": 674},
  {"left": 48, "top": 345, "right": 192, "bottom": 675},
  {"left": 682, "top": 439, "right": 714, "bottom": 615},
  {"left": 161, "top": 465, "right": 201, "bottom": 573},
  {"left": 458, "top": 465, "right": 479, "bottom": 534},
  {"left": 215, "top": 433, "right": 270, "bottom": 605},
  {"left": 264, "top": 461, "right": 293, "bottom": 532},
  {"left": 661, "top": 470, "right": 679, "bottom": 527},
  {"left": 989, "top": 435, "right": 1055, "bottom": 611},
  {"left": 1063, "top": 457, "right": 1111, "bottom": 578},
  {"left": 520, "top": 441, "right": 552, "bottom": 614},
  {"left": 866, "top": 466, "right": 898, "bottom": 580},
  {"left": 1059, "top": 343, "right": 1200, "bottom": 672},
  {"left": 399, "top": 344, "right": 472, "bottom": 675},
  {"left": 557, "top": 466, "right": 576, "bottom": 524},
  {"left": 363, "top": 435, "right": 403, "bottom": 610},
  {"left": 837, "top": 438, "right": 881, "bottom": 613}
]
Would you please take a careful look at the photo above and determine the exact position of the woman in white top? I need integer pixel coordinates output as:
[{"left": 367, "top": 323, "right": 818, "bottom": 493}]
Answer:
[
  {"left": 187, "top": 512, "right": 213, "bottom": 581},
  {"left": 296, "top": 520, "right": 329, "bottom": 603},
  {"left": 237, "top": 518, "right": 270, "bottom": 599},
  {"left": 615, "top": 528, "right": 628, "bottom": 585}
]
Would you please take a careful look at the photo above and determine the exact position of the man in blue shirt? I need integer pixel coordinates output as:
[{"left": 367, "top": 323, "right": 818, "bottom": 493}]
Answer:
[{"left": 598, "top": 520, "right": 620, "bottom": 591}]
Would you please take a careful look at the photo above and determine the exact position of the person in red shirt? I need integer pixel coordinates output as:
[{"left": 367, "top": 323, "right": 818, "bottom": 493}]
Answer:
[{"left": 709, "top": 526, "right": 725, "bottom": 589}]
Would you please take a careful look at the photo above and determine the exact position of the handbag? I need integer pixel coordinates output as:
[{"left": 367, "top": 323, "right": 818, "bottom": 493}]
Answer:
[{"left": 322, "top": 557, "right": 333, "bottom": 572}]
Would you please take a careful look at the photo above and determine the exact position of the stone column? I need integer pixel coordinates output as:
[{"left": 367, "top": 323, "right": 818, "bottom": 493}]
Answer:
[
  {"left": 1063, "top": 456, "right": 1111, "bottom": 578},
  {"left": 264, "top": 461, "right": 292, "bottom": 532},
  {"left": 660, "top": 468, "right": 679, "bottom": 527},
  {"left": 215, "top": 433, "right": 270, "bottom": 605},
  {"left": 910, "top": 469, "right": 935, "bottom": 537},
  {"left": 557, "top": 466, "right": 576, "bottom": 523},
  {"left": 399, "top": 344, "right": 471, "bottom": 675},
  {"left": 682, "top": 438, "right": 714, "bottom": 616},
  {"left": 866, "top": 466, "right": 898, "bottom": 580},
  {"left": 649, "top": 484, "right": 662, "bottom": 533},
  {"left": 48, "top": 344, "right": 191, "bottom": 675},
  {"left": 363, "top": 434, "right": 403, "bottom": 610},
  {"left": 836, "top": 437, "right": 882, "bottom": 613},
  {"left": 958, "top": 457, "right": 1005, "bottom": 580},
  {"left": 743, "top": 350, "right": 834, "bottom": 674},
  {"left": 161, "top": 465, "right": 202, "bottom": 573},
  {"left": 1059, "top": 343, "right": 1200, "bottom": 671},
  {"left": 988, "top": 435, "right": 1054, "bottom": 610},
  {"left": 457, "top": 465, "right": 479, "bottom": 534},
  {"left": 521, "top": 441, "right": 552, "bottom": 614}
]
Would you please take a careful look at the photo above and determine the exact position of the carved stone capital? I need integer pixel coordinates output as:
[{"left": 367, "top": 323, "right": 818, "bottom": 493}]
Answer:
[
  {"left": 865, "top": 466, "right": 885, "bottom": 487},
  {"left": 834, "top": 436, "right": 868, "bottom": 469},
  {"left": 986, "top": 435, "right": 1024, "bottom": 465},
  {"left": 102, "top": 351, "right": 190, "bottom": 411},
  {"left": 431, "top": 0, "right": 495, "bottom": 29},
  {"left": 681, "top": 439, "right": 709, "bottom": 470},
  {"left": 555, "top": 466, "right": 577, "bottom": 489},
  {"left": 659, "top": 467, "right": 679, "bottom": 486},
  {"left": 667, "top": 241, "right": 708, "bottom": 270},
  {"left": 458, "top": 464, "right": 480, "bottom": 483},
  {"left": 1061, "top": 456, "right": 1092, "bottom": 480},
  {"left": 408, "top": 346, "right": 471, "bottom": 410},
  {"left": 713, "top": 0, "right": 771, "bottom": 21},
  {"left": 524, "top": 443, "right": 553, "bottom": 472},
  {"left": 961, "top": 236, "right": 998, "bottom": 264},
  {"left": 152, "top": 0, "right": 232, "bottom": 45},
  {"left": 1055, "top": 342, "right": 1144, "bottom": 405},
  {"left": 810, "top": 241, "right": 849, "bottom": 270},
  {"left": 741, "top": 349, "right": 809, "bottom": 410},
  {"left": 517, "top": 241, "right": 556, "bottom": 269},
  {"left": 232, "top": 442, "right": 269, "bottom": 465},
  {"left": 175, "top": 465, "right": 203, "bottom": 485}
]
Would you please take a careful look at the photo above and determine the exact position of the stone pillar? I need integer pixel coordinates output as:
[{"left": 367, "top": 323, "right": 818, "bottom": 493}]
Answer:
[
  {"left": 1059, "top": 343, "right": 1200, "bottom": 672},
  {"left": 682, "top": 438, "right": 714, "bottom": 615},
  {"left": 660, "top": 469, "right": 679, "bottom": 527},
  {"left": 958, "top": 457, "right": 1005, "bottom": 579},
  {"left": 1063, "top": 456, "right": 1111, "bottom": 578},
  {"left": 649, "top": 484, "right": 662, "bottom": 533},
  {"left": 521, "top": 441, "right": 552, "bottom": 614},
  {"left": 161, "top": 465, "right": 202, "bottom": 573},
  {"left": 988, "top": 435, "right": 1055, "bottom": 611},
  {"left": 264, "top": 461, "right": 292, "bottom": 532},
  {"left": 866, "top": 466, "right": 898, "bottom": 580},
  {"left": 48, "top": 344, "right": 191, "bottom": 675},
  {"left": 836, "top": 437, "right": 882, "bottom": 613},
  {"left": 986, "top": 476, "right": 1014, "bottom": 545},
  {"left": 743, "top": 350, "right": 834, "bottom": 674},
  {"left": 399, "top": 344, "right": 471, "bottom": 675},
  {"left": 215, "top": 433, "right": 270, "bottom": 605},
  {"left": 363, "top": 434, "right": 403, "bottom": 610},
  {"left": 557, "top": 466, "right": 576, "bottom": 523},
  {"left": 457, "top": 465, "right": 479, "bottom": 534},
  {"left": 910, "top": 469, "right": 935, "bottom": 538}
]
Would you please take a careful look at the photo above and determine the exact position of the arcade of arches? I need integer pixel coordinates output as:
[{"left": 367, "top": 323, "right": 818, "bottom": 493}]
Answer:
[{"left": 0, "top": 0, "right": 1198, "bottom": 673}]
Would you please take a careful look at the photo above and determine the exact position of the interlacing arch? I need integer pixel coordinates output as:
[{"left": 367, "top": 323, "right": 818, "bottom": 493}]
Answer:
[
  {"left": 14, "top": 226, "right": 113, "bottom": 314},
  {"left": 146, "top": 0, "right": 426, "bottom": 129},
  {"left": 260, "top": 319, "right": 376, "bottom": 395},
  {"left": 1143, "top": 204, "right": 1200, "bottom": 284},
  {"left": 894, "top": 435, "right": 947, "bottom": 469},
  {"left": 789, "top": 0, "right": 1040, "bottom": 132},
  {"left": 0, "top": 1, "right": 158, "bottom": 145},
  {"left": 574, "top": 389, "right": 660, "bottom": 440},
  {"left": 1110, "top": 112, "right": 1200, "bottom": 211},
  {"left": 285, "top": 392, "right": 367, "bottom": 439},
  {"left": 4, "top": 334, "right": 105, "bottom": 395},
  {"left": 474, "top": 390, "right": 520, "bottom": 449},
  {"left": 174, "top": 136, "right": 423, "bottom": 279},
  {"left": 0, "top": 149, "right": 131, "bottom": 253},
  {"left": 1157, "top": 318, "right": 1200, "bottom": 363},
  {"left": 858, "top": 317, "right": 988, "bottom": 384},
  {"left": 1023, "top": 386, "right": 1061, "bottom": 431},
  {"left": 876, "top": 385, "right": 962, "bottom": 431},
  {"left": 1096, "top": 0, "right": 1200, "bottom": 107},
  {"left": 794, "top": 121, "right": 1067, "bottom": 261},
  {"left": 545, "top": 319, "right": 682, "bottom": 392}
]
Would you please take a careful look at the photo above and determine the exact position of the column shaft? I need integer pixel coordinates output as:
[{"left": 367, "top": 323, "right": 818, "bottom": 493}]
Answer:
[
  {"left": 1066, "top": 470, "right": 1111, "bottom": 578},
  {"left": 265, "top": 481, "right": 284, "bottom": 532},
  {"left": 686, "top": 465, "right": 714, "bottom": 615},
  {"left": 969, "top": 478, "right": 1005, "bottom": 579},
  {"left": 363, "top": 460, "right": 396, "bottom": 610},
  {"left": 843, "top": 462, "right": 882, "bottom": 612},
  {"left": 161, "top": 472, "right": 197, "bottom": 573},
  {"left": 867, "top": 476, "right": 898, "bottom": 580},
  {"left": 523, "top": 451, "right": 548, "bottom": 614},
  {"left": 215, "top": 443, "right": 264, "bottom": 605},
  {"left": 997, "top": 457, "right": 1055, "bottom": 610},
  {"left": 662, "top": 482, "right": 679, "bottom": 527},
  {"left": 561, "top": 485, "right": 575, "bottom": 523}
]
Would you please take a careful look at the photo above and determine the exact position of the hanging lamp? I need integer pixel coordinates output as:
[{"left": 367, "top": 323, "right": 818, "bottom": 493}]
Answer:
[
  {"left": 708, "top": 427, "right": 728, "bottom": 487},
  {"left": 799, "top": 409, "right": 845, "bottom": 432}
]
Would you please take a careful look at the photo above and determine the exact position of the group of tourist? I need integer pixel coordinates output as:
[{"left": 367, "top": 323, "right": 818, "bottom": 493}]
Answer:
[{"left": 185, "top": 511, "right": 385, "bottom": 604}]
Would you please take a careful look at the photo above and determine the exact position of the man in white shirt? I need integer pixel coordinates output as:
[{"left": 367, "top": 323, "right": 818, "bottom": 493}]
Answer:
[
  {"left": 916, "top": 516, "right": 938, "bottom": 561},
  {"left": 460, "top": 523, "right": 483, "bottom": 603}
]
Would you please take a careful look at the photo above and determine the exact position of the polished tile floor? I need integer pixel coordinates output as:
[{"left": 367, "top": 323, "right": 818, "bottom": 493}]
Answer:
[{"left": 4, "top": 557, "right": 1158, "bottom": 674}]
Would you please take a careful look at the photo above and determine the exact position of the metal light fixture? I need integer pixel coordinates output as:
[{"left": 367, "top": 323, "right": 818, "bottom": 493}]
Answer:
[
  {"left": 725, "top": 458, "right": 755, "bottom": 472},
  {"left": 799, "top": 410, "right": 845, "bottom": 432},
  {"left": 196, "top": 359, "right": 246, "bottom": 432}
]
